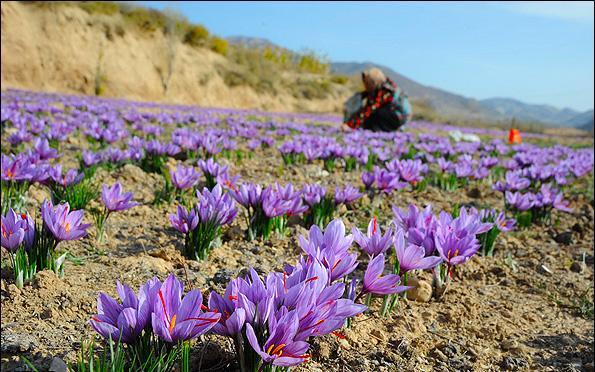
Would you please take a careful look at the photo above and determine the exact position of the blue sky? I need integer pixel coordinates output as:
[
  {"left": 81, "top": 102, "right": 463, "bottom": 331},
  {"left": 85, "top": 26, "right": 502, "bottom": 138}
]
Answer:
[{"left": 140, "top": 1, "right": 594, "bottom": 112}]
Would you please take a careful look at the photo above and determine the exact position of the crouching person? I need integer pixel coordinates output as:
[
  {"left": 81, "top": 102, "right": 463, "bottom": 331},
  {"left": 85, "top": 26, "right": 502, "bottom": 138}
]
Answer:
[{"left": 343, "top": 68, "right": 412, "bottom": 132}]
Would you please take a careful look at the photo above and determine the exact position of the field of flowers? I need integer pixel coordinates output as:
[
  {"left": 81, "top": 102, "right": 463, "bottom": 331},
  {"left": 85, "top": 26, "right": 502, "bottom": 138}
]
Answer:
[{"left": 1, "top": 88, "right": 594, "bottom": 371}]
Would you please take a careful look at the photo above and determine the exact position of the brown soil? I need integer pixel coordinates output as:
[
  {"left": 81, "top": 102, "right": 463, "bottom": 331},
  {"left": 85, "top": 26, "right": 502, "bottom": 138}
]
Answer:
[{"left": 1, "top": 140, "right": 594, "bottom": 371}]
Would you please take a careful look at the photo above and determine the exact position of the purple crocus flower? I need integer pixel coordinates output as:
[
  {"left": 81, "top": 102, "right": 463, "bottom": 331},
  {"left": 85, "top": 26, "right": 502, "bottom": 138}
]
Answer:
[
  {"left": 396, "top": 159, "right": 427, "bottom": 184},
  {"left": 434, "top": 231, "right": 479, "bottom": 266},
  {"left": 375, "top": 168, "right": 407, "bottom": 194},
  {"left": 334, "top": 185, "right": 363, "bottom": 205},
  {"left": 49, "top": 165, "right": 84, "bottom": 188},
  {"left": 101, "top": 183, "right": 139, "bottom": 212},
  {"left": 298, "top": 219, "right": 358, "bottom": 282},
  {"left": 505, "top": 172, "right": 531, "bottom": 191},
  {"left": 352, "top": 217, "right": 394, "bottom": 257},
  {"left": 262, "top": 187, "right": 292, "bottom": 218},
  {"left": 1, "top": 153, "right": 35, "bottom": 182},
  {"left": 169, "top": 205, "right": 199, "bottom": 234},
  {"left": 208, "top": 286, "right": 246, "bottom": 337},
  {"left": 505, "top": 191, "right": 534, "bottom": 211},
  {"left": 195, "top": 184, "right": 238, "bottom": 225},
  {"left": 41, "top": 199, "right": 91, "bottom": 241},
  {"left": 245, "top": 312, "right": 311, "bottom": 367},
  {"left": 301, "top": 184, "right": 326, "bottom": 207},
  {"left": 151, "top": 274, "right": 221, "bottom": 343},
  {"left": 82, "top": 151, "right": 101, "bottom": 167},
  {"left": 33, "top": 138, "right": 58, "bottom": 160},
  {"left": 362, "top": 253, "right": 411, "bottom": 295},
  {"left": 197, "top": 158, "right": 228, "bottom": 178},
  {"left": 230, "top": 183, "right": 263, "bottom": 208},
  {"left": 437, "top": 157, "right": 454, "bottom": 172},
  {"left": 394, "top": 230, "right": 442, "bottom": 273},
  {"left": 454, "top": 162, "right": 473, "bottom": 178},
  {"left": 361, "top": 171, "right": 375, "bottom": 190},
  {"left": 494, "top": 211, "right": 516, "bottom": 232},
  {"left": 553, "top": 193, "right": 573, "bottom": 213},
  {"left": 170, "top": 165, "right": 201, "bottom": 190},
  {"left": 242, "top": 270, "right": 276, "bottom": 325},
  {"left": 1, "top": 209, "right": 25, "bottom": 252},
  {"left": 90, "top": 278, "right": 160, "bottom": 344},
  {"left": 216, "top": 173, "right": 241, "bottom": 191},
  {"left": 17, "top": 212, "right": 36, "bottom": 250}
]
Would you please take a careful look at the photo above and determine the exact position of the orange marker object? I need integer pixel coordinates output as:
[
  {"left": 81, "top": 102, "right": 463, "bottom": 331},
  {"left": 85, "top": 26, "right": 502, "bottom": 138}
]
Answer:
[{"left": 508, "top": 128, "right": 522, "bottom": 144}]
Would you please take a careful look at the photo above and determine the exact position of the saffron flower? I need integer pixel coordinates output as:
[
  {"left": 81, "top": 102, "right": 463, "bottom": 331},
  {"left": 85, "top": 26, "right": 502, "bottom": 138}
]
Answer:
[
  {"left": 95, "top": 183, "right": 138, "bottom": 242},
  {"left": 90, "top": 278, "right": 160, "bottom": 344},
  {"left": 169, "top": 205, "right": 199, "bottom": 234},
  {"left": 170, "top": 165, "right": 201, "bottom": 190},
  {"left": 394, "top": 230, "right": 442, "bottom": 273},
  {"left": 151, "top": 274, "right": 221, "bottom": 342},
  {"left": 101, "top": 183, "right": 139, "bottom": 212},
  {"left": 1, "top": 209, "right": 25, "bottom": 251},
  {"left": 362, "top": 253, "right": 411, "bottom": 295},
  {"left": 334, "top": 185, "right": 363, "bottom": 205},
  {"left": 434, "top": 230, "right": 479, "bottom": 266},
  {"left": 352, "top": 217, "right": 394, "bottom": 257},
  {"left": 41, "top": 199, "right": 90, "bottom": 241},
  {"left": 245, "top": 312, "right": 311, "bottom": 367}
]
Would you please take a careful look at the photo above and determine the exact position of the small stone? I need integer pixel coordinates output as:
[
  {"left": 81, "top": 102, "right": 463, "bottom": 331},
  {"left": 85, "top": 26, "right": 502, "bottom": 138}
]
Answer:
[
  {"left": 6, "top": 284, "right": 21, "bottom": 297},
  {"left": 370, "top": 329, "right": 386, "bottom": 342},
  {"left": 571, "top": 223, "right": 583, "bottom": 235},
  {"left": 318, "top": 342, "right": 331, "bottom": 359},
  {"left": 569, "top": 261, "right": 584, "bottom": 273},
  {"left": 406, "top": 276, "right": 433, "bottom": 302},
  {"left": 211, "top": 269, "right": 234, "bottom": 285},
  {"left": 500, "top": 309, "right": 513, "bottom": 319},
  {"left": 467, "top": 188, "right": 481, "bottom": 199},
  {"left": 0, "top": 332, "right": 37, "bottom": 353},
  {"left": 49, "top": 357, "right": 68, "bottom": 372},
  {"left": 500, "top": 339, "right": 518, "bottom": 351},
  {"left": 41, "top": 307, "right": 59, "bottom": 319},
  {"left": 432, "top": 349, "right": 448, "bottom": 362},
  {"left": 536, "top": 264, "right": 553, "bottom": 275},
  {"left": 501, "top": 356, "right": 528, "bottom": 371},
  {"left": 583, "top": 362, "right": 594, "bottom": 372},
  {"left": 554, "top": 231, "right": 573, "bottom": 245}
]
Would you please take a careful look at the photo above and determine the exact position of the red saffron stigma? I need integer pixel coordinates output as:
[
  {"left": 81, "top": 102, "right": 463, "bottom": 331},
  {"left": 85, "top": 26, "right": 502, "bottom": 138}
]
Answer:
[{"left": 332, "top": 331, "right": 346, "bottom": 339}]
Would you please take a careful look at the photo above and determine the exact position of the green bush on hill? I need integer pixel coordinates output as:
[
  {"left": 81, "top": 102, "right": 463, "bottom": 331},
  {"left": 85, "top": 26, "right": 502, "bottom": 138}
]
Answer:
[
  {"left": 78, "top": 1, "right": 120, "bottom": 15},
  {"left": 298, "top": 51, "right": 329, "bottom": 74},
  {"left": 210, "top": 37, "right": 229, "bottom": 56},
  {"left": 120, "top": 5, "right": 168, "bottom": 32},
  {"left": 184, "top": 25, "right": 210, "bottom": 47}
]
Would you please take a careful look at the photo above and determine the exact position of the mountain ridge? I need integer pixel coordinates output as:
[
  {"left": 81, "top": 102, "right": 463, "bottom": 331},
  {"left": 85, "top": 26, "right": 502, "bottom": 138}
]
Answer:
[{"left": 227, "top": 36, "right": 594, "bottom": 129}]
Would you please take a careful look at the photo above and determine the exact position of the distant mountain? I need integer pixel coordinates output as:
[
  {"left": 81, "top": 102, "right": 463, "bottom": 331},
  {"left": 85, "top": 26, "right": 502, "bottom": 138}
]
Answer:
[
  {"left": 331, "top": 61, "right": 501, "bottom": 121},
  {"left": 565, "top": 109, "right": 594, "bottom": 131},
  {"left": 226, "top": 36, "right": 593, "bottom": 128},
  {"left": 479, "top": 98, "right": 582, "bottom": 127},
  {"left": 579, "top": 120, "right": 594, "bottom": 133},
  {"left": 228, "top": 36, "right": 286, "bottom": 51}
]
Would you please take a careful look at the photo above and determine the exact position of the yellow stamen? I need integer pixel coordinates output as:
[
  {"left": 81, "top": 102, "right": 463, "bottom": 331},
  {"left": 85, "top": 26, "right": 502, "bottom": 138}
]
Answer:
[
  {"left": 169, "top": 314, "right": 177, "bottom": 332},
  {"left": 267, "top": 344, "right": 275, "bottom": 354},
  {"left": 64, "top": 222, "right": 71, "bottom": 233}
]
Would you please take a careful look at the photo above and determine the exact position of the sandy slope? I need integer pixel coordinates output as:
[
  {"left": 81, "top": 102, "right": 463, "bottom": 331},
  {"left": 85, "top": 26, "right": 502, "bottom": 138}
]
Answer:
[{"left": 0, "top": 2, "right": 349, "bottom": 113}]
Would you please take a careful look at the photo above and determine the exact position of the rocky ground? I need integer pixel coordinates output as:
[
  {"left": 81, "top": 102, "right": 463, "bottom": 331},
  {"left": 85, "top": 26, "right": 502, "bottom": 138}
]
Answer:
[{"left": 1, "top": 144, "right": 594, "bottom": 372}]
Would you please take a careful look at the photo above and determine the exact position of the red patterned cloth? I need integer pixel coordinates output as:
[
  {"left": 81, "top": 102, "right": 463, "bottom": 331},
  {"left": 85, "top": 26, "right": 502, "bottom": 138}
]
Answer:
[{"left": 345, "top": 79, "right": 397, "bottom": 130}]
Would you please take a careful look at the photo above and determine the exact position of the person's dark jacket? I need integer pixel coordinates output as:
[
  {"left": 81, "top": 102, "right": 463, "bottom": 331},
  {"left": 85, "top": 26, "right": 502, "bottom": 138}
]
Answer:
[{"left": 344, "top": 78, "right": 412, "bottom": 132}]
